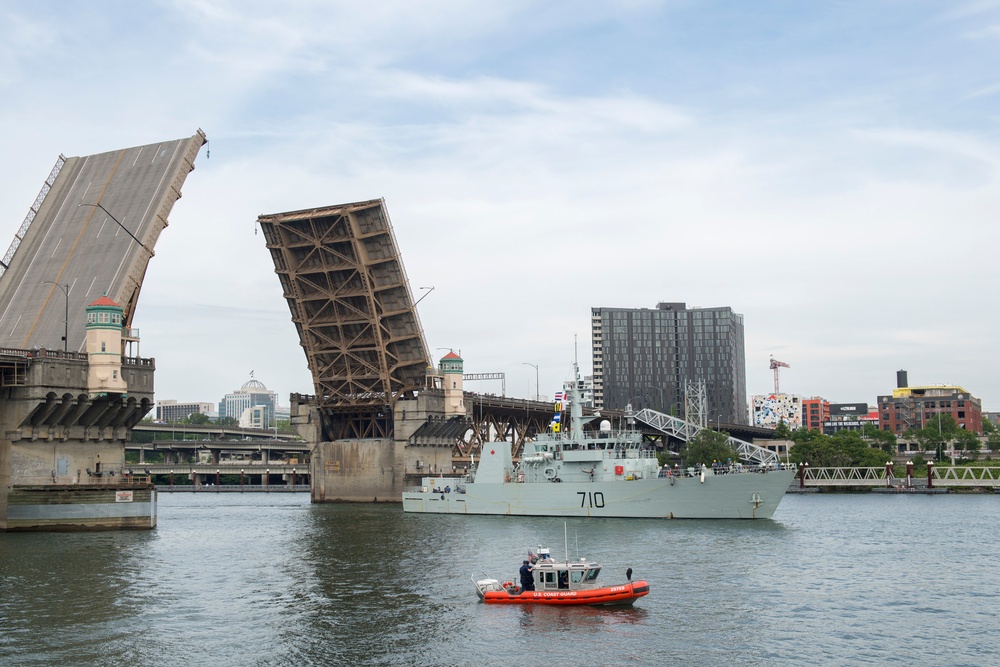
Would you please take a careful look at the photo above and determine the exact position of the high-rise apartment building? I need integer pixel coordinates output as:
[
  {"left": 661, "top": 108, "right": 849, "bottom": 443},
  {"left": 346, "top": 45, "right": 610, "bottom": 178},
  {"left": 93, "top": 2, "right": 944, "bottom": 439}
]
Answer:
[{"left": 591, "top": 302, "right": 747, "bottom": 423}]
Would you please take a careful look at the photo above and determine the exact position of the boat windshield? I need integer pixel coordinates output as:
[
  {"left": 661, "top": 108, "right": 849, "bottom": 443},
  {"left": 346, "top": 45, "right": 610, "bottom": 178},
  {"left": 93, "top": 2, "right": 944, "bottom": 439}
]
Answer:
[{"left": 585, "top": 567, "right": 601, "bottom": 582}]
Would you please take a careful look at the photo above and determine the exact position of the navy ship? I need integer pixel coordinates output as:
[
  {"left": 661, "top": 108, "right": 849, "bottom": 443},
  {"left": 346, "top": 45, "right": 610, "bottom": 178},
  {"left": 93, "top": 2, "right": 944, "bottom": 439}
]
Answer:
[{"left": 403, "top": 371, "right": 796, "bottom": 519}]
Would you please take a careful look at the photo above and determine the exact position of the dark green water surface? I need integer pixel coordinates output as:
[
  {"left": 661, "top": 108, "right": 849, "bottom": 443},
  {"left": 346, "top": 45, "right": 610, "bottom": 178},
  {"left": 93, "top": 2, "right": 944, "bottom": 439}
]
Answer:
[{"left": 2, "top": 492, "right": 998, "bottom": 666}]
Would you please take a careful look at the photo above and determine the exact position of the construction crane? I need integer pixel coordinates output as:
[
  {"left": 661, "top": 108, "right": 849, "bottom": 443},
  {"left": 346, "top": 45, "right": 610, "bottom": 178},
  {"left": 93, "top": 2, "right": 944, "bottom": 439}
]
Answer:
[{"left": 769, "top": 356, "right": 790, "bottom": 394}]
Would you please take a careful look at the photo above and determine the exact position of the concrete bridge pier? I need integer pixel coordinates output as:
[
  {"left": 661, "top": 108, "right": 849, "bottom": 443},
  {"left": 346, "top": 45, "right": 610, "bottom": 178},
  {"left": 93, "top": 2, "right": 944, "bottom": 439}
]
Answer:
[{"left": 0, "top": 350, "right": 156, "bottom": 531}]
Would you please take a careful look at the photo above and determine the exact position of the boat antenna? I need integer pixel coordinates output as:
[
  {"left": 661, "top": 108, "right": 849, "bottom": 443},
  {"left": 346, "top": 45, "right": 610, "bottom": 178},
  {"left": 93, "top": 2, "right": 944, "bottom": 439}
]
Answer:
[
  {"left": 575, "top": 530, "right": 579, "bottom": 559},
  {"left": 564, "top": 522, "right": 569, "bottom": 562}
]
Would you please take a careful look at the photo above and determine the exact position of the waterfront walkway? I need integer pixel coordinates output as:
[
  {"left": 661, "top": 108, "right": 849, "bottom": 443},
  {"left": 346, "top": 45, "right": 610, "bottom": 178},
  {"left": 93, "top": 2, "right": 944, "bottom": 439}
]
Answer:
[{"left": 797, "top": 464, "right": 1000, "bottom": 491}]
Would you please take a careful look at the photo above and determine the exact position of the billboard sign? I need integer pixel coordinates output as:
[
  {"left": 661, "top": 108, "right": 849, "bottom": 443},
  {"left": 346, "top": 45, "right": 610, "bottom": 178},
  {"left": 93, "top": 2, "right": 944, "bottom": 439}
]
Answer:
[{"left": 830, "top": 403, "right": 868, "bottom": 416}]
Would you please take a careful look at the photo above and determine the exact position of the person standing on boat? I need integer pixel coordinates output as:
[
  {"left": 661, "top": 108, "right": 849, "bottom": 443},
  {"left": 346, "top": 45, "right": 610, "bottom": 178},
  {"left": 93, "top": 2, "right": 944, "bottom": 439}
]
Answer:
[{"left": 519, "top": 560, "right": 535, "bottom": 591}]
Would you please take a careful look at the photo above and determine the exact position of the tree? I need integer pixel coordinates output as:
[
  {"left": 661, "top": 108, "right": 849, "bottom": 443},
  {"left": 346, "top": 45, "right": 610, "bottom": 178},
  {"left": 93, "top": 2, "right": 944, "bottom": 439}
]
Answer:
[
  {"left": 912, "top": 414, "right": 958, "bottom": 461},
  {"left": 680, "top": 429, "right": 738, "bottom": 467},
  {"left": 188, "top": 412, "right": 211, "bottom": 425},
  {"left": 788, "top": 430, "right": 891, "bottom": 467},
  {"left": 861, "top": 423, "right": 897, "bottom": 455},
  {"left": 983, "top": 419, "right": 995, "bottom": 436},
  {"left": 774, "top": 421, "right": 792, "bottom": 439},
  {"left": 953, "top": 429, "right": 981, "bottom": 460},
  {"left": 988, "top": 430, "right": 1000, "bottom": 453}
]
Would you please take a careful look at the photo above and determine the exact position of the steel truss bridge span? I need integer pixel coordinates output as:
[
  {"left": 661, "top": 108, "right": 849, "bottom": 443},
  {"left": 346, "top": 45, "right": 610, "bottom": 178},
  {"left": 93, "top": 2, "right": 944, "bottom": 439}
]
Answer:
[
  {"left": 633, "top": 408, "right": 782, "bottom": 467},
  {"left": 260, "top": 200, "right": 431, "bottom": 441}
]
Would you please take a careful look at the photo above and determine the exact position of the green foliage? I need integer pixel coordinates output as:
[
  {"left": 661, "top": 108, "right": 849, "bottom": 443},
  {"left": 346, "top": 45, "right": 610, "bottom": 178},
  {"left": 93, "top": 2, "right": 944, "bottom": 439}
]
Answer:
[
  {"left": 988, "top": 431, "right": 1000, "bottom": 451},
  {"left": 983, "top": 419, "right": 995, "bottom": 435},
  {"left": 861, "top": 424, "right": 897, "bottom": 454},
  {"left": 789, "top": 430, "right": 891, "bottom": 467},
  {"left": 953, "top": 429, "right": 980, "bottom": 456},
  {"left": 910, "top": 414, "right": 958, "bottom": 456},
  {"left": 681, "top": 429, "right": 738, "bottom": 466},
  {"left": 187, "top": 412, "right": 211, "bottom": 425},
  {"left": 774, "top": 420, "right": 792, "bottom": 439}
]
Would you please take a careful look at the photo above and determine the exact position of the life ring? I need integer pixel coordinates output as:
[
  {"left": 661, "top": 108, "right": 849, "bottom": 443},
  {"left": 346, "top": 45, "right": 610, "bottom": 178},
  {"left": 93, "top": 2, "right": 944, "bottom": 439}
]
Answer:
[{"left": 543, "top": 468, "right": 556, "bottom": 479}]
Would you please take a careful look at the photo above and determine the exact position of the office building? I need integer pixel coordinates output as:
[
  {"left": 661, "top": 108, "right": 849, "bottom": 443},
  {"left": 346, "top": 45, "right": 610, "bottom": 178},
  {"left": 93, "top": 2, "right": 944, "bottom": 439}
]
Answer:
[
  {"left": 156, "top": 400, "right": 216, "bottom": 423},
  {"left": 219, "top": 379, "right": 278, "bottom": 428},
  {"left": 591, "top": 302, "right": 747, "bottom": 423}
]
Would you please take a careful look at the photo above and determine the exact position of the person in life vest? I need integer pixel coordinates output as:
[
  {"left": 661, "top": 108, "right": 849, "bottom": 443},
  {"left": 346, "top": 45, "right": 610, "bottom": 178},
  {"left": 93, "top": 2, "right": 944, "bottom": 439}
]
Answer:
[{"left": 519, "top": 560, "right": 535, "bottom": 591}]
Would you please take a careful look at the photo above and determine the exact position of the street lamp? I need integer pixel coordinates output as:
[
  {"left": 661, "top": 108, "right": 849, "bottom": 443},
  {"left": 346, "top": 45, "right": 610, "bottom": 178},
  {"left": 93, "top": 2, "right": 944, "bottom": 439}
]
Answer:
[
  {"left": 78, "top": 202, "right": 153, "bottom": 254},
  {"left": 522, "top": 363, "right": 539, "bottom": 401},
  {"left": 41, "top": 281, "right": 69, "bottom": 352},
  {"left": 414, "top": 286, "right": 435, "bottom": 305}
]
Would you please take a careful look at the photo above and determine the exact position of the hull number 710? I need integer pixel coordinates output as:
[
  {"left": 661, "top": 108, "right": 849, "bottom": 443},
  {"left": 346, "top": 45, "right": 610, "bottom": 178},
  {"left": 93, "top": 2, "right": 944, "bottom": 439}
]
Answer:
[{"left": 578, "top": 491, "right": 605, "bottom": 508}]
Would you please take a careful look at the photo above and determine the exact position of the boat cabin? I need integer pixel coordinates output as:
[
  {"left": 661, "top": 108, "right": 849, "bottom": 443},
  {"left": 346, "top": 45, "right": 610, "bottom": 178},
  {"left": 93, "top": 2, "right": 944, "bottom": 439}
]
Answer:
[{"left": 531, "top": 558, "right": 602, "bottom": 591}]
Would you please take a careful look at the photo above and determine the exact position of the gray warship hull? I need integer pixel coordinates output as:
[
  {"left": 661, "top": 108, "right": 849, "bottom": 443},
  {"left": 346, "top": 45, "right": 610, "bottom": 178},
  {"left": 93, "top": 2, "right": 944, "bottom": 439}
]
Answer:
[{"left": 403, "top": 468, "right": 796, "bottom": 519}]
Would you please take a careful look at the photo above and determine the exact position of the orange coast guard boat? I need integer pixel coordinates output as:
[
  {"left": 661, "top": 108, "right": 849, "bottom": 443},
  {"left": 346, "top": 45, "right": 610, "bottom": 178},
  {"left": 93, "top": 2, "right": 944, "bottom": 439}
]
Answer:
[{"left": 474, "top": 547, "right": 649, "bottom": 606}]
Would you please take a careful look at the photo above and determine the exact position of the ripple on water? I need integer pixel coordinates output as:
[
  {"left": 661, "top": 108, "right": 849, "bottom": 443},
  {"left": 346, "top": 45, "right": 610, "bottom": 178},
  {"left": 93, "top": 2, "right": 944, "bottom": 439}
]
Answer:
[{"left": 3, "top": 493, "right": 1000, "bottom": 665}]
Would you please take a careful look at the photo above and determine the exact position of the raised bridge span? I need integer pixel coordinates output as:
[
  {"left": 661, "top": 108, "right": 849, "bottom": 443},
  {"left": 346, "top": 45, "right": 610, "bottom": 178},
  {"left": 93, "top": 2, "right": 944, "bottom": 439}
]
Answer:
[
  {"left": 0, "top": 131, "right": 206, "bottom": 352},
  {"left": 0, "top": 131, "right": 207, "bottom": 530}
]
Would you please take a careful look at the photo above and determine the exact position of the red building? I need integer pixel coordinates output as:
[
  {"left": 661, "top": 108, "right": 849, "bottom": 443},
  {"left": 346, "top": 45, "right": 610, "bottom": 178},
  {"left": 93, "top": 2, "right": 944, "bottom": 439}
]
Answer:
[
  {"left": 801, "top": 397, "right": 829, "bottom": 432},
  {"left": 877, "top": 371, "right": 983, "bottom": 435}
]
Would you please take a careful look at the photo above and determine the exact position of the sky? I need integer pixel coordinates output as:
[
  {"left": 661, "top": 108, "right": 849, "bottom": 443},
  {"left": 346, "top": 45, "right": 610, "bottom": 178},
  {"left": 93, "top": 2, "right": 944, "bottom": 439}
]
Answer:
[{"left": 1, "top": 1, "right": 998, "bottom": 413}]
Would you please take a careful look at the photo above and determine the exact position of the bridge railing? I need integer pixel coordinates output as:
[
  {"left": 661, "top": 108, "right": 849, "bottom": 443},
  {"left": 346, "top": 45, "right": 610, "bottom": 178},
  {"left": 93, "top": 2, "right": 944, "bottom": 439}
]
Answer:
[{"left": 802, "top": 466, "right": 1000, "bottom": 488}]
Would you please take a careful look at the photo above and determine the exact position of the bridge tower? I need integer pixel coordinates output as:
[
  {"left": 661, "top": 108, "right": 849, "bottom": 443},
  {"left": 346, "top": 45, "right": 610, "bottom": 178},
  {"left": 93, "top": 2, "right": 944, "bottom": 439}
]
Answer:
[
  {"left": 85, "top": 295, "right": 128, "bottom": 395},
  {"left": 441, "top": 351, "right": 465, "bottom": 416}
]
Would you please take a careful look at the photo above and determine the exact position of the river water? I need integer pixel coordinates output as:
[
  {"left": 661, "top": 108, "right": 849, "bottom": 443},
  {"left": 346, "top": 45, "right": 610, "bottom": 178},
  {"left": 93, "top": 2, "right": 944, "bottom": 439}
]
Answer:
[{"left": 1, "top": 491, "right": 998, "bottom": 666}]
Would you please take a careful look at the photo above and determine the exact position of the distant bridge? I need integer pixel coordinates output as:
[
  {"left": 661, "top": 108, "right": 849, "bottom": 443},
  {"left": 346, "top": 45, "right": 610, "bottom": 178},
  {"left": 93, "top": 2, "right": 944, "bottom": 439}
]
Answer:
[{"left": 132, "top": 423, "right": 303, "bottom": 441}]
